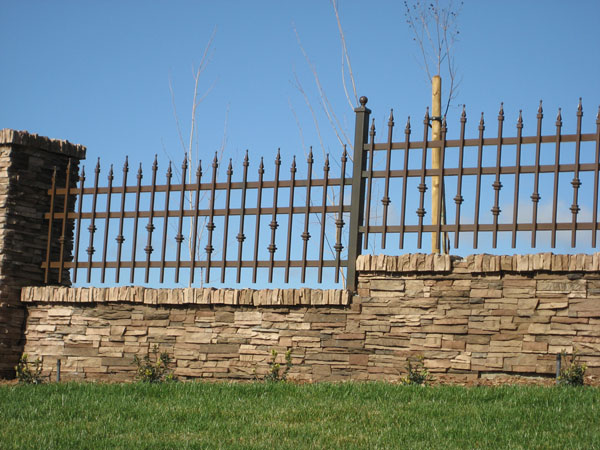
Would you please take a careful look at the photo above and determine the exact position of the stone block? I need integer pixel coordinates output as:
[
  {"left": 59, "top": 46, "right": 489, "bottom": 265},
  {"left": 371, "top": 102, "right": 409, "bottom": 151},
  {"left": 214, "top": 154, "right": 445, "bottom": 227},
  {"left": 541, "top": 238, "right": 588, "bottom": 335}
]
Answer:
[
  {"left": 370, "top": 279, "right": 405, "bottom": 292},
  {"left": 234, "top": 311, "right": 262, "bottom": 325},
  {"left": 195, "top": 344, "right": 240, "bottom": 353},
  {"left": 442, "top": 339, "right": 465, "bottom": 350},
  {"left": 422, "top": 325, "right": 467, "bottom": 334},
  {"left": 63, "top": 346, "right": 99, "bottom": 357},
  {"left": 538, "top": 299, "right": 568, "bottom": 310},
  {"left": 47, "top": 307, "right": 73, "bottom": 317},
  {"left": 450, "top": 353, "right": 471, "bottom": 370},
  {"left": 522, "top": 341, "right": 548, "bottom": 352},
  {"left": 312, "top": 364, "right": 332, "bottom": 377},
  {"left": 349, "top": 354, "right": 369, "bottom": 366}
]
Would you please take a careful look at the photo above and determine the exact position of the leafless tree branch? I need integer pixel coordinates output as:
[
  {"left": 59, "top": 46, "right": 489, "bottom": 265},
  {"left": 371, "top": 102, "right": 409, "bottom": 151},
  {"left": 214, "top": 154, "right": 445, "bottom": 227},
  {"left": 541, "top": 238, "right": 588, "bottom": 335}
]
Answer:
[
  {"left": 404, "top": 0, "right": 463, "bottom": 114},
  {"left": 292, "top": 23, "right": 352, "bottom": 150},
  {"left": 331, "top": 0, "right": 359, "bottom": 109}
]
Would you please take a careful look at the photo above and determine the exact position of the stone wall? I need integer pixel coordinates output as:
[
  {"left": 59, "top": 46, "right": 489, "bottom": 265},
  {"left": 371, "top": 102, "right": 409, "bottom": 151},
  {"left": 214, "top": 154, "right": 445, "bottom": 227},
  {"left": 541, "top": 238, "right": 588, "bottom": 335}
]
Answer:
[
  {"left": 20, "top": 253, "right": 600, "bottom": 382},
  {"left": 0, "top": 129, "right": 85, "bottom": 377}
]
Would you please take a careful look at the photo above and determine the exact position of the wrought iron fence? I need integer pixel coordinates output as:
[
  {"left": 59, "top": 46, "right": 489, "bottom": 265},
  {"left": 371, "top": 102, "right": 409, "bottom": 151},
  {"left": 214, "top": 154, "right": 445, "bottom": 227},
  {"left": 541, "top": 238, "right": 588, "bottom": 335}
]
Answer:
[
  {"left": 43, "top": 96, "right": 600, "bottom": 290},
  {"left": 43, "top": 149, "right": 352, "bottom": 288},
  {"left": 356, "top": 97, "right": 600, "bottom": 254}
]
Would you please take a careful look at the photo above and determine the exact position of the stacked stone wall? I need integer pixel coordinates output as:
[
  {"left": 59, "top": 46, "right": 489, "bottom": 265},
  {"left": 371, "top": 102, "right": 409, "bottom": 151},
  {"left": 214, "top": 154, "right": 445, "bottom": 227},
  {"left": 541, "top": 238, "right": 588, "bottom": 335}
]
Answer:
[
  {"left": 20, "top": 253, "right": 600, "bottom": 383},
  {"left": 0, "top": 130, "right": 85, "bottom": 377}
]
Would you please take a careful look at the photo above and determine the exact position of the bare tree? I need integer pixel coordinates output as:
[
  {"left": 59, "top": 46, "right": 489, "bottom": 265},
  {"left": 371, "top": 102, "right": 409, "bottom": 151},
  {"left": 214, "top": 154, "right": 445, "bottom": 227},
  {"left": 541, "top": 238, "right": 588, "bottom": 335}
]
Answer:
[
  {"left": 167, "top": 28, "right": 230, "bottom": 285},
  {"left": 404, "top": 0, "right": 462, "bottom": 117},
  {"left": 289, "top": 0, "right": 365, "bottom": 285},
  {"left": 404, "top": 0, "right": 462, "bottom": 254}
]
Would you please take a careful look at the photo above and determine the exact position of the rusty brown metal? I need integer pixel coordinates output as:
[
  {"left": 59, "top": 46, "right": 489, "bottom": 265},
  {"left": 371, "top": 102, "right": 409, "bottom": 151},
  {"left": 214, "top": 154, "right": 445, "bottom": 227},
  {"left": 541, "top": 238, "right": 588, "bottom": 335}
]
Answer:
[
  {"left": 100, "top": 164, "right": 114, "bottom": 283},
  {"left": 453, "top": 107, "right": 466, "bottom": 249},
  {"left": 221, "top": 159, "right": 234, "bottom": 283},
  {"left": 252, "top": 157, "right": 264, "bottom": 284},
  {"left": 399, "top": 116, "right": 411, "bottom": 249},
  {"left": 318, "top": 154, "right": 330, "bottom": 283},
  {"left": 301, "top": 150, "right": 313, "bottom": 284},
  {"left": 593, "top": 107, "right": 600, "bottom": 247},
  {"left": 129, "top": 163, "right": 142, "bottom": 283},
  {"left": 144, "top": 156, "right": 158, "bottom": 284},
  {"left": 190, "top": 161, "right": 202, "bottom": 284},
  {"left": 570, "top": 99, "right": 583, "bottom": 247},
  {"left": 435, "top": 117, "right": 447, "bottom": 248},
  {"left": 268, "top": 151, "right": 281, "bottom": 283},
  {"left": 236, "top": 153, "right": 248, "bottom": 283},
  {"left": 115, "top": 158, "right": 128, "bottom": 282},
  {"left": 175, "top": 155, "right": 188, "bottom": 284},
  {"left": 491, "top": 104, "right": 504, "bottom": 248},
  {"left": 72, "top": 166, "right": 85, "bottom": 283},
  {"left": 364, "top": 119, "right": 376, "bottom": 250},
  {"left": 511, "top": 111, "right": 523, "bottom": 248},
  {"left": 531, "top": 101, "right": 543, "bottom": 247},
  {"left": 551, "top": 109, "right": 563, "bottom": 248},
  {"left": 160, "top": 162, "right": 173, "bottom": 283},
  {"left": 57, "top": 159, "right": 72, "bottom": 283},
  {"left": 473, "top": 113, "right": 485, "bottom": 249},
  {"left": 205, "top": 153, "right": 218, "bottom": 284},
  {"left": 284, "top": 156, "right": 296, "bottom": 283},
  {"left": 381, "top": 110, "right": 394, "bottom": 249},
  {"left": 334, "top": 148, "right": 347, "bottom": 283},
  {"left": 44, "top": 167, "right": 57, "bottom": 284},
  {"left": 416, "top": 108, "right": 429, "bottom": 249},
  {"left": 87, "top": 159, "right": 101, "bottom": 283}
]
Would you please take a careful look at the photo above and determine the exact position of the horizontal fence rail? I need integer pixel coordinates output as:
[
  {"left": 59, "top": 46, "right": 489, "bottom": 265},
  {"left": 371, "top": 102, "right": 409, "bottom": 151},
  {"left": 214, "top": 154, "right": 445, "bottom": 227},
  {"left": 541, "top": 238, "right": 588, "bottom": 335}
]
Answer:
[
  {"left": 43, "top": 149, "right": 352, "bottom": 287},
  {"left": 43, "top": 96, "right": 600, "bottom": 290}
]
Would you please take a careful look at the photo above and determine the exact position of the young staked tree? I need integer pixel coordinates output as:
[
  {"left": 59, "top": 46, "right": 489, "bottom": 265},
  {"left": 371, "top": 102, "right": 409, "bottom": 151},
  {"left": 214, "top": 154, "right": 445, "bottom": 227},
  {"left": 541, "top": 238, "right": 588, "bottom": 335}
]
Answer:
[{"left": 404, "top": 0, "right": 462, "bottom": 253}]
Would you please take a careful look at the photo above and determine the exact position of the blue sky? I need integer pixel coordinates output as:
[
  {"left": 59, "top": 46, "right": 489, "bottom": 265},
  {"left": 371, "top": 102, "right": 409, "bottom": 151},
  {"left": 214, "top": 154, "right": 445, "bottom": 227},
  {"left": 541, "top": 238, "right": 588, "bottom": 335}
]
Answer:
[
  {"left": 2, "top": 1, "right": 600, "bottom": 287},
  {"left": 4, "top": 1, "right": 598, "bottom": 162}
]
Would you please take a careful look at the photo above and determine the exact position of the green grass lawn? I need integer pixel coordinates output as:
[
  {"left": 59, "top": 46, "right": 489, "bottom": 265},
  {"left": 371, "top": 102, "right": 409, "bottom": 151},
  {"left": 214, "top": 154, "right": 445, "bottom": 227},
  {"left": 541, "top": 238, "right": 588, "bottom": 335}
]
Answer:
[{"left": 1, "top": 382, "right": 598, "bottom": 449}]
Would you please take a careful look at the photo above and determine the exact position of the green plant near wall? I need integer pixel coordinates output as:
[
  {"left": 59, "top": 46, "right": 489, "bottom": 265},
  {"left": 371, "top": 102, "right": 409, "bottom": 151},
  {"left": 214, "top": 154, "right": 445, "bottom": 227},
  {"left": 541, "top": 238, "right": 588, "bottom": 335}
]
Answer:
[
  {"left": 15, "top": 354, "right": 44, "bottom": 384},
  {"left": 255, "top": 348, "right": 293, "bottom": 382},
  {"left": 558, "top": 349, "right": 587, "bottom": 386},
  {"left": 133, "top": 345, "right": 174, "bottom": 383},
  {"left": 401, "top": 355, "right": 434, "bottom": 386}
]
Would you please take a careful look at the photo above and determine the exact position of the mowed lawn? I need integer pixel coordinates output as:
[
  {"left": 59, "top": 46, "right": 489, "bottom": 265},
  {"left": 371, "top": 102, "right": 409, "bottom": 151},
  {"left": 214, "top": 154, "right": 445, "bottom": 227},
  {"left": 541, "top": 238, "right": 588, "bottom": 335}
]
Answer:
[{"left": 1, "top": 382, "right": 598, "bottom": 449}]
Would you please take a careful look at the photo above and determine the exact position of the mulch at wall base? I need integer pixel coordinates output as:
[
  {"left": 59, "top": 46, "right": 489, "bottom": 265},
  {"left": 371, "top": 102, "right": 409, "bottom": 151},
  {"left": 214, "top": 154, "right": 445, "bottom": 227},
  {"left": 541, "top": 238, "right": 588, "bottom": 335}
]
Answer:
[{"left": 1, "top": 375, "right": 599, "bottom": 387}]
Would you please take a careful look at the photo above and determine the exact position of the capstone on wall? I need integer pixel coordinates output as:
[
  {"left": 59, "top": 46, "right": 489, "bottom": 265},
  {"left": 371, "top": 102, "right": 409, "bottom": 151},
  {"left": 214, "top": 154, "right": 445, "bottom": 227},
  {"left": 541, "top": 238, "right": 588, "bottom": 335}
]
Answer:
[{"left": 20, "top": 253, "right": 600, "bottom": 382}]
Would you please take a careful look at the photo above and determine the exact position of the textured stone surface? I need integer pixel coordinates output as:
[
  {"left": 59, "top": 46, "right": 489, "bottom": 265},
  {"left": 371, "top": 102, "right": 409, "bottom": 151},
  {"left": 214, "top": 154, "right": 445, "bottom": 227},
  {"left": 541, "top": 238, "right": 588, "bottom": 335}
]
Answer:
[
  {"left": 0, "top": 130, "right": 85, "bottom": 377},
  {"left": 356, "top": 252, "right": 600, "bottom": 274},
  {"left": 21, "top": 286, "right": 351, "bottom": 307},
  {"left": 0, "top": 129, "right": 86, "bottom": 160},
  {"left": 20, "top": 253, "right": 600, "bottom": 382}
]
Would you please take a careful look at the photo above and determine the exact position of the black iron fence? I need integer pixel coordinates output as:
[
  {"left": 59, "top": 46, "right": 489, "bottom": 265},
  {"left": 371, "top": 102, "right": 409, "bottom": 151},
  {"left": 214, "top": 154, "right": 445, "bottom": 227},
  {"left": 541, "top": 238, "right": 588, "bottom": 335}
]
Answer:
[{"left": 43, "top": 96, "right": 600, "bottom": 290}]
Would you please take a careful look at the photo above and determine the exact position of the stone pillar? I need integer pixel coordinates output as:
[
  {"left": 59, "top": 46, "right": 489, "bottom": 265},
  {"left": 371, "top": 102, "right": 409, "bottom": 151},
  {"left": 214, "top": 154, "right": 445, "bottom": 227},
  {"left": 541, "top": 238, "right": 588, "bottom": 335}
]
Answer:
[{"left": 0, "top": 129, "right": 85, "bottom": 378}]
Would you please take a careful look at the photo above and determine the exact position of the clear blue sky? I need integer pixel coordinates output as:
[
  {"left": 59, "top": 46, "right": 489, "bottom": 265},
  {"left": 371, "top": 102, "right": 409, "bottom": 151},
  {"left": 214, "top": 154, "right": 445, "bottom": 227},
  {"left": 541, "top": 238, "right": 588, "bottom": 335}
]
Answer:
[
  {"left": 3, "top": 1, "right": 598, "bottom": 164},
  {"left": 2, "top": 1, "right": 600, "bottom": 287}
]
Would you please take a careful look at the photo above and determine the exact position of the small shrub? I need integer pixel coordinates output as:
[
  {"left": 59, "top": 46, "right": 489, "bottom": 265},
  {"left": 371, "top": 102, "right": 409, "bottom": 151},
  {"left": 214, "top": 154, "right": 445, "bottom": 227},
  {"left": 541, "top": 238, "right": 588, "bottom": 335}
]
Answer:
[
  {"left": 133, "top": 345, "right": 174, "bottom": 383},
  {"left": 401, "top": 355, "right": 433, "bottom": 386},
  {"left": 255, "top": 348, "right": 292, "bottom": 382},
  {"left": 558, "top": 349, "right": 587, "bottom": 386},
  {"left": 15, "top": 354, "right": 44, "bottom": 384}
]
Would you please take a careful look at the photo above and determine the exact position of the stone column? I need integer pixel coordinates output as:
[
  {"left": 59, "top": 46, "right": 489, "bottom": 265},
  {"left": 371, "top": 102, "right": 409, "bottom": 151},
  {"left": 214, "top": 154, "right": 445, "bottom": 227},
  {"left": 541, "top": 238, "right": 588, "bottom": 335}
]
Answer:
[{"left": 0, "top": 129, "right": 85, "bottom": 378}]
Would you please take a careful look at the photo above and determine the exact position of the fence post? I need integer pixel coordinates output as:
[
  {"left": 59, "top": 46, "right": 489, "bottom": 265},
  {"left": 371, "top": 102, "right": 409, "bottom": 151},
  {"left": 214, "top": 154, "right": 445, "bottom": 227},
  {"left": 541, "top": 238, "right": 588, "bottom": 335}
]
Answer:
[{"left": 346, "top": 96, "right": 371, "bottom": 292}]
